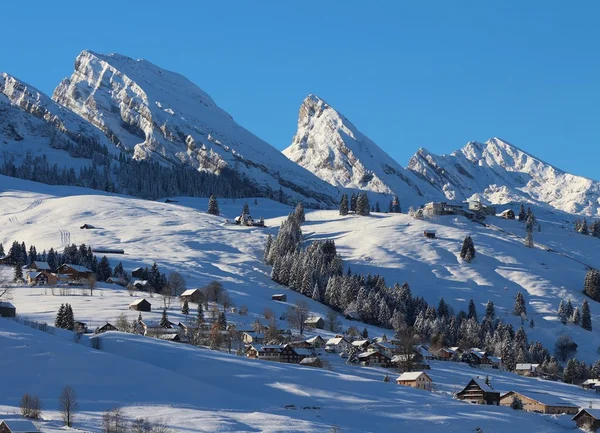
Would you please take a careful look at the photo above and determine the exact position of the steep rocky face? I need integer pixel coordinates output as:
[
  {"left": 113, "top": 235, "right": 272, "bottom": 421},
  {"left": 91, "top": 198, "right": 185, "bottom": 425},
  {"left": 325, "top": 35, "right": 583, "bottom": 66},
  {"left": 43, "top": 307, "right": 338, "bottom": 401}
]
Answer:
[
  {"left": 0, "top": 72, "right": 115, "bottom": 166},
  {"left": 52, "top": 51, "right": 339, "bottom": 206},
  {"left": 408, "top": 138, "right": 600, "bottom": 216},
  {"left": 283, "top": 95, "right": 442, "bottom": 206}
]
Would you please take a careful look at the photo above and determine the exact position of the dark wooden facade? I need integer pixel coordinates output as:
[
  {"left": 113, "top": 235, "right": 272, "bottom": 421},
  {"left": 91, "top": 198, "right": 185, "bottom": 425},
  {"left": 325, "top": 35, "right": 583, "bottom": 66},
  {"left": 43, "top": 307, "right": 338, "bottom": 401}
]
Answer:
[
  {"left": 456, "top": 379, "right": 500, "bottom": 405},
  {"left": 0, "top": 303, "right": 15, "bottom": 318},
  {"left": 129, "top": 298, "right": 152, "bottom": 312},
  {"left": 573, "top": 409, "right": 600, "bottom": 431}
]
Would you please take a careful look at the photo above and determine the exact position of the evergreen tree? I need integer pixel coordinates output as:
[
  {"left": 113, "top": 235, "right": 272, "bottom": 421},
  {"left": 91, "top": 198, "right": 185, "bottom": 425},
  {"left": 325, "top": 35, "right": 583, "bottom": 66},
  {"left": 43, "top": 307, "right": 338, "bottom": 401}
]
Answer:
[
  {"left": 580, "top": 219, "right": 589, "bottom": 235},
  {"left": 375, "top": 202, "right": 381, "bottom": 213},
  {"left": 97, "top": 256, "right": 112, "bottom": 282},
  {"left": 339, "top": 194, "right": 349, "bottom": 216},
  {"left": 572, "top": 307, "right": 581, "bottom": 325},
  {"left": 218, "top": 312, "right": 227, "bottom": 330},
  {"left": 55, "top": 304, "right": 66, "bottom": 328},
  {"left": 565, "top": 300, "right": 574, "bottom": 321},
  {"left": 264, "top": 234, "right": 273, "bottom": 263},
  {"left": 13, "top": 260, "right": 23, "bottom": 282},
  {"left": 563, "top": 359, "right": 578, "bottom": 384},
  {"left": 182, "top": 300, "right": 189, "bottom": 316},
  {"left": 356, "top": 193, "right": 370, "bottom": 216},
  {"left": 514, "top": 292, "right": 527, "bottom": 317},
  {"left": 529, "top": 319, "right": 535, "bottom": 329},
  {"left": 64, "top": 304, "right": 75, "bottom": 331},
  {"left": 391, "top": 196, "right": 401, "bottom": 213},
  {"left": 311, "top": 283, "right": 322, "bottom": 302},
  {"left": 362, "top": 328, "right": 368, "bottom": 338},
  {"left": 526, "top": 212, "right": 535, "bottom": 232},
  {"left": 557, "top": 300, "right": 568, "bottom": 324},
  {"left": 242, "top": 202, "right": 250, "bottom": 215},
  {"left": 113, "top": 262, "right": 125, "bottom": 279},
  {"left": 524, "top": 228, "right": 534, "bottom": 248},
  {"left": 510, "top": 396, "right": 523, "bottom": 410},
  {"left": 350, "top": 193, "right": 357, "bottom": 213},
  {"left": 207, "top": 195, "right": 220, "bottom": 216},
  {"left": 438, "top": 298, "right": 449, "bottom": 318},
  {"left": 518, "top": 204, "right": 526, "bottom": 222},
  {"left": 467, "top": 299, "right": 478, "bottom": 322},
  {"left": 582, "top": 300, "right": 592, "bottom": 331},
  {"left": 196, "top": 303, "right": 205, "bottom": 327},
  {"left": 294, "top": 202, "right": 305, "bottom": 223},
  {"left": 592, "top": 221, "right": 600, "bottom": 238},
  {"left": 388, "top": 200, "right": 394, "bottom": 213},
  {"left": 584, "top": 269, "right": 600, "bottom": 302},
  {"left": 0, "top": 243, "right": 4, "bottom": 257},
  {"left": 159, "top": 309, "right": 169, "bottom": 328},
  {"left": 47, "top": 248, "right": 57, "bottom": 272},
  {"left": 485, "top": 300, "right": 495, "bottom": 321},
  {"left": 460, "top": 236, "right": 476, "bottom": 262}
]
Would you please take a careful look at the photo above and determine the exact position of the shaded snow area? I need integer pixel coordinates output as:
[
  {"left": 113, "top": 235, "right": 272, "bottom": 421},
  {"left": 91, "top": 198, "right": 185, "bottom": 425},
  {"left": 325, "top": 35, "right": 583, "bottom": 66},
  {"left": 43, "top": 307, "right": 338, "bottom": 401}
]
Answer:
[{"left": 0, "top": 175, "right": 599, "bottom": 432}]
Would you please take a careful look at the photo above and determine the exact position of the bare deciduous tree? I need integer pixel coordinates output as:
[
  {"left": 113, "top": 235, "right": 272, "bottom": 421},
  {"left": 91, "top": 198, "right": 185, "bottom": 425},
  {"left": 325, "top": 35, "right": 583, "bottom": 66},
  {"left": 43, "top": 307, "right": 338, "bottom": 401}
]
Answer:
[
  {"left": 59, "top": 385, "right": 79, "bottom": 427},
  {"left": 167, "top": 272, "right": 186, "bottom": 297},
  {"left": 325, "top": 311, "right": 342, "bottom": 332},
  {"left": 87, "top": 275, "right": 97, "bottom": 296},
  {"left": 220, "top": 291, "right": 234, "bottom": 313},
  {"left": 204, "top": 281, "right": 224, "bottom": 303},
  {"left": 0, "top": 278, "right": 14, "bottom": 301},
  {"left": 287, "top": 300, "right": 310, "bottom": 335},
  {"left": 20, "top": 393, "right": 42, "bottom": 419},
  {"left": 115, "top": 313, "right": 130, "bottom": 332},
  {"left": 263, "top": 307, "right": 274, "bottom": 321}
]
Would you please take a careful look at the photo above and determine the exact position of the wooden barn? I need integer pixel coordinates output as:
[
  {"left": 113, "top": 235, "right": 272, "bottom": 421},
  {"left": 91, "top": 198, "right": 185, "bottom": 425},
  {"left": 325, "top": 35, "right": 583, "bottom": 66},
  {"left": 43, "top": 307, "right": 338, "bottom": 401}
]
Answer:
[
  {"left": 573, "top": 408, "right": 600, "bottom": 431},
  {"left": 499, "top": 391, "right": 579, "bottom": 415},
  {"left": 456, "top": 378, "right": 500, "bottom": 405},
  {"left": 0, "top": 302, "right": 15, "bottom": 318},
  {"left": 358, "top": 350, "right": 391, "bottom": 367},
  {"left": 95, "top": 322, "right": 118, "bottom": 334},
  {"left": 304, "top": 316, "right": 325, "bottom": 329},
  {"left": 129, "top": 298, "right": 152, "bottom": 312},
  {"left": 271, "top": 294, "right": 287, "bottom": 302},
  {"left": 0, "top": 420, "right": 40, "bottom": 433},
  {"left": 131, "top": 267, "right": 145, "bottom": 279},
  {"left": 180, "top": 288, "right": 204, "bottom": 304}
]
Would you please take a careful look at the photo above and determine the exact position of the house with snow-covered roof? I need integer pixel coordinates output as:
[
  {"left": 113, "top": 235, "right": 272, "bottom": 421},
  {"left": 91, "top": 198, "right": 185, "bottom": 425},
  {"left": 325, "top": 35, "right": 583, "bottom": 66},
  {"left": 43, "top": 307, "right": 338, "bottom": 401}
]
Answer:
[
  {"left": 0, "top": 419, "right": 40, "bottom": 433},
  {"left": 57, "top": 263, "right": 92, "bottom": 280},
  {"left": 456, "top": 378, "right": 500, "bottom": 405},
  {"left": 499, "top": 391, "right": 579, "bottom": 415},
  {"left": 0, "top": 302, "right": 16, "bottom": 318},
  {"left": 180, "top": 288, "right": 204, "bottom": 304},
  {"left": 129, "top": 298, "right": 151, "bottom": 312},
  {"left": 27, "top": 261, "right": 50, "bottom": 271},
  {"left": 573, "top": 408, "right": 600, "bottom": 431},
  {"left": 358, "top": 350, "right": 391, "bottom": 367},
  {"left": 396, "top": 371, "right": 432, "bottom": 391},
  {"left": 515, "top": 363, "right": 540, "bottom": 377},
  {"left": 304, "top": 316, "right": 325, "bottom": 329},
  {"left": 325, "top": 336, "right": 352, "bottom": 353}
]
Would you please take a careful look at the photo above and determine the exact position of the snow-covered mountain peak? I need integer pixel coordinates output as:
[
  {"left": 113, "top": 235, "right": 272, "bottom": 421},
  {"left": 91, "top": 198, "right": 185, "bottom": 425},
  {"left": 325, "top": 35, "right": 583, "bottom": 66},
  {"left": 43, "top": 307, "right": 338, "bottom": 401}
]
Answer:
[
  {"left": 51, "top": 51, "right": 339, "bottom": 206},
  {"left": 284, "top": 95, "right": 440, "bottom": 205}
]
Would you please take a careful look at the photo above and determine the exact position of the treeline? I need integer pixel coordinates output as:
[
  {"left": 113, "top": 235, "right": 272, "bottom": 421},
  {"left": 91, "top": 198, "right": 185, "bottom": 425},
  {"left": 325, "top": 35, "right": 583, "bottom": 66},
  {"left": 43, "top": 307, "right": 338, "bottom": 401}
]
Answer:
[{"left": 574, "top": 219, "right": 600, "bottom": 237}]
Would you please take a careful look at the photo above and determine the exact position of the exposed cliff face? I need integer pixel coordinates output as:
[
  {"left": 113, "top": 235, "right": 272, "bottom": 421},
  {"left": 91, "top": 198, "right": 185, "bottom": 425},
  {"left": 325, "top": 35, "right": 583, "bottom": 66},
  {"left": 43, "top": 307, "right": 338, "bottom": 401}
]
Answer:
[
  {"left": 52, "top": 51, "right": 339, "bottom": 206},
  {"left": 408, "top": 138, "right": 600, "bottom": 216},
  {"left": 283, "top": 95, "right": 442, "bottom": 206}
]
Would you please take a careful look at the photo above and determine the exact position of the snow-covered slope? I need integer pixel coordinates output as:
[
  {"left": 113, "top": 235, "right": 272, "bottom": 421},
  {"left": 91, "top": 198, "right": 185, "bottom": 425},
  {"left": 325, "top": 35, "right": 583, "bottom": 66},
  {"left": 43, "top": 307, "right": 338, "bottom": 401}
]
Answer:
[
  {"left": 283, "top": 95, "right": 442, "bottom": 206},
  {"left": 408, "top": 137, "right": 600, "bottom": 216},
  {"left": 0, "top": 72, "right": 116, "bottom": 168},
  {"left": 52, "top": 51, "right": 339, "bottom": 206}
]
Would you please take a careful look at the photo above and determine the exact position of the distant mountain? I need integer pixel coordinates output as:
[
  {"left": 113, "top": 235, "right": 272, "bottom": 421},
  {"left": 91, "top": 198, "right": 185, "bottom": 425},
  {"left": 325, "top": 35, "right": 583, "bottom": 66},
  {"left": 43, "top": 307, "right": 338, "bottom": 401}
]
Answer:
[
  {"left": 408, "top": 138, "right": 600, "bottom": 216},
  {"left": 51, "top": 51, "right": 339, "bottom": 206},
  {"left": 283, "top": 95, "right": 442, "bottom": 207}
]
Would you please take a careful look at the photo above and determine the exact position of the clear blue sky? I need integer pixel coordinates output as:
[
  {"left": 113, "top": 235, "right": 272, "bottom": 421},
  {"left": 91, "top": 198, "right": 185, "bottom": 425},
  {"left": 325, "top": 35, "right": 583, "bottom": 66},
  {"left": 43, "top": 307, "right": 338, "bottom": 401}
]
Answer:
[{"left": 2, "top": 1, "right": 599, "bottom": 179}]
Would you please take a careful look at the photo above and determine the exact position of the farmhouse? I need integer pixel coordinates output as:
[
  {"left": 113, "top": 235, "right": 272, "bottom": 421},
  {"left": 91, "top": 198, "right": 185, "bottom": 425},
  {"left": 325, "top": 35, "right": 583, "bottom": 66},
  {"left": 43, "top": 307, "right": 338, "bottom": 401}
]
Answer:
[
  {"left": 257, "top": 344, "right": 284, "bottom": 362},
  {"left": 456, "top": 378, "right": 500, "bottom": 405},
  {"left": 74, "top": 321, "right": 88, "bottom": 333},
  {"left": 304, "top": 316, "right": 325, "bottom": 329},
  {"left": 499, "top": 391, "right": 579, "bottom": 415},
  {"left": 396, "top": 372, "right": 432, "bottom": 391},
  {"left": 242, "top": 332, "right": 265, "bottom": 344},
  {"left": 131, "top": 267, "right": 146, "bottom": 279},
  {"left": 358, "top": 350, "right": 391, "bottom": 367},
  {"left": 0, "top": 302, "right": 16, "bottom": 318},
  {"left": 0, "top": 420, "right": 40, "bottom": 433},
  {"left": 306, "top": 335, "right": 325, "bottom": 348},
  {"left": 352, "top": 339, "right": 371, "bottom": 351},
  {"left": 326, "top": 336, "right": 352, "bottom": 353},
  {"left": 372, "top": 341, "right": 399, "bottom": 357},
  {"left": 515, "top": 363, "right": 540, "bottom": 377},
  {"left": 501, "top": 209, "right": 515, "bottom": 220},
  {"left": 573, "top": 408, "right": 600, "bottom": 431},
  {"left": 129, "top": 298, "right": 152, "bottom": 312},
  {"left": 57, "top": 264, "right": 92, "bottom": 280},
  {"left": 180, "top": 288, "right": 204, "bottom": 304},
  {"left": 27, "top": 261, "right": 50, "bottom": 271},
  {"left": 271, "top": 294, "right": 287, "bottom": 302},
  {"left": 281, "top": 345, "right": 313, "bottom": 364},
  {"left": 95, "top": 322, "right": 118, "bottom": 334}
]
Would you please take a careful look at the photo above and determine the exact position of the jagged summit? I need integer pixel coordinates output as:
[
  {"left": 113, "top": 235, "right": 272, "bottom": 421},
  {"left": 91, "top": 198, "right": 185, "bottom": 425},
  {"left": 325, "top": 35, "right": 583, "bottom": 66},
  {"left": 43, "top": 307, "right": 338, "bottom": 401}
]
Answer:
[
  {"left": 284, "top": 94, "right": 441, "bottom": 206},
  {"left": 50, "top": 51, "right": 339, "bottom": 206}
]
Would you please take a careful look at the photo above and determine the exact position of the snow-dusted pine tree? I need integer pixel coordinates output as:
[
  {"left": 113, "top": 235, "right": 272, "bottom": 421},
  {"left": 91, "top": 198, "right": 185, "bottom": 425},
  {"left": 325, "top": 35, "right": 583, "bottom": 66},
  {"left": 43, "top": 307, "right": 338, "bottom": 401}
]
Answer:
[
  {"left": 207, "top": 195, "right": 220, "bottom": 216},
  {"left": 339, "top": 194, "right": 349, "bottom": 216},
  {"left": 582, "top": 300, "right": 592, "bottom": 331}
]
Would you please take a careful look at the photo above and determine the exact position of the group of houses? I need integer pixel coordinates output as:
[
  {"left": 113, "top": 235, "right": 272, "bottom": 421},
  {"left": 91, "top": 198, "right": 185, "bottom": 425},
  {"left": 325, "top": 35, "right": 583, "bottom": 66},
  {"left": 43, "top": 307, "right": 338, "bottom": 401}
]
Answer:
[
  {"left": 420, "top": 200, "right": 514, "bottom": 222},
  {"left": 24, "top": 261, "right": 93, "bottom": 286}
]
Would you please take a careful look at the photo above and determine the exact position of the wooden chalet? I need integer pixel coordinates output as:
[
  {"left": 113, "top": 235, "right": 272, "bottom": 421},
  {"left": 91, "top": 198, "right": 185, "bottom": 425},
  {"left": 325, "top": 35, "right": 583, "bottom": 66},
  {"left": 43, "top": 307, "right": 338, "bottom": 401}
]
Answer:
[
  {"left": 0, "top": 420, "right": 40, "bottom": 433},
  {"left": 352, "top": 339, "right": 371, "bottom": 351},
  {"left": 57, "top": 264, "right": 92, "bottom": 280},
  {"left": 304, "top": 316, "right": 325, "bottom": 329},
  {"left": 26, "top": 271, "right": 58, "bottom": 286},
  {"left": 131, "top": 267, "right": 145, "bottom": 279},
  {"left": 456, "top": 378, "right": 500, "bottom": 405},
  {"left": 0, "top": 256, "right": 16, "bottom": 266},
  {"left": 129, "top": 298, "right": 152, "bottom": 312},
  {"left": 437, "top": 347, "right": 460, "bottom": 360},
  {"left": 96, "top": 322, "right": 118, "bottom": 334},
  {"left": 0, "top": 302, "right": 15, "bottom": 318},
  {"left": 306, "top": 335, "right": 325, "bottom": 348},
  {"left": 396, "top": 371, "right": 432, "bottom": 391},
  {"left": 515, "top": 363, "right": 540, "bottom": 377},
  {"left": 271, "top": 294, "right": 287, "bottom": 302},
  {"left": 325, "top": 336, "right": 352, "bottom": 353},
  {"left": 257, "top": 344, "right": 284, "bottom": 361},
  {"left": 289, "top": 340, "right": 313, "bottom": 349},
  {"left": 500, "top": 209, "right": 515, "bottom": 220},
  {"left": 499, "top": 391, "right": 579, "bottom": 415},
  {"left": 573, "top": 408, "right": 600, "bottom": 431},
  {"left": 180, "top": 288, "right": 204, "bottom": 304},
  {"left": 280, "top": 344, "right": 313, "bottom": 364},
  {"left": 299, "top": 357, "right": 323, "bottom": 368},
  {"left": 358, "top": 350, "right": 391, "bottom": 367},
  {"left": 582, "top": 379, "right": 600, "bottom": 391}
]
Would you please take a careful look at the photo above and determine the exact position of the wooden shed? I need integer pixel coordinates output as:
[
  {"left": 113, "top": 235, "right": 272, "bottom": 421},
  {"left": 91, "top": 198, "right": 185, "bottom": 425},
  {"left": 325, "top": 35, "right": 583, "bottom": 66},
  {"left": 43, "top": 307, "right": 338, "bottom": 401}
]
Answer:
[
  {"left": 180, "top": 288, "right": 204, "bottom": 304},
  {"left": 456, "top": 378, "right": 500, "bottom": 405},
  {"left": 0, "top": 302, "right": 16, "bottom": 318},
  {"left": 0, "top": 420, "right": 40, "bottom": 433},
  {"left": 272, "top": 294, "right": 287, "bottom": 302},
  {"left": 131, "top": 267, "right": 146, "bottom": 279},
  {"left": 304, "top": 316, "right": 325, "bottom": 329},
  {"left": 423, "top": 230, "right": 436, "bottom": 239},
  {"left": 500, "top": 209, "right": 515, "bottom": 220},
  {"left": 573, "top": 408, "right": 600, "bottom": 431},
  {"left": 96, "top": 322, "right": 118, "bottom": 334},
  {"left": 129, "top": 298, "right": 152, "bottom": 312}
]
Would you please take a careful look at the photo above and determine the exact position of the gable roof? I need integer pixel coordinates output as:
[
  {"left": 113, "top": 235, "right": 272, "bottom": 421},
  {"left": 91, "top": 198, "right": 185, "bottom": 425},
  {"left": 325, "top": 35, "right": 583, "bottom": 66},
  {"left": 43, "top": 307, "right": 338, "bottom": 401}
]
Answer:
[
  {"left": 503, "top": 391, "right": 577, "bottom": 407},
  {"left": 397, "top": 371, "right": 431, "bottom": 381},
  {"left": 129, "top": 298, "right": 150, "bottom": 306},
  {"left": 306, "top": 335, "right": 324, "bottom": 343},
  {"left": 515, "top": 363, "right": 539, "bottom": 370},
  {"left": 0, "top": 302, "right": 15, "bottom": 309},
  {"left": 304, "top": 316, "right": 323, "bottom": 324},
  {"left": 181, "top": 288, "right": 200, "bottom": 297},
  {"left": 1, "top": 420, "right": 40, "bottom": 432},
  {"left": 326, "top": 337, "right": 349, "bottom": 346},
  {"left": 59, "top": 263, "right": 91, "bottom": 272},
  {"left": 573, "top": 408, "right": 600, "bottom": 421},
  {"left": 459, "top": 378, "right": 499, "bottom": 395},
  {"left": 31, "top": 261, "right": 50, "bottom": 270}
]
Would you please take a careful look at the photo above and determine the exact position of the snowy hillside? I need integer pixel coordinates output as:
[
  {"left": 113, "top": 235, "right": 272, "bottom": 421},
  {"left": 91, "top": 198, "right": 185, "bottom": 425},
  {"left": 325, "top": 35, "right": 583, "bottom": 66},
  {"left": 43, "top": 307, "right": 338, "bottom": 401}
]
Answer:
[
  {"left": 408, "top": 138, "right": 600, "bottom": 216},
  {"left": 51, "top": 51, "right": 340, "bottom": 207},
  {"left": 283, "top": 95, "right": 442, "bottom": 207}
]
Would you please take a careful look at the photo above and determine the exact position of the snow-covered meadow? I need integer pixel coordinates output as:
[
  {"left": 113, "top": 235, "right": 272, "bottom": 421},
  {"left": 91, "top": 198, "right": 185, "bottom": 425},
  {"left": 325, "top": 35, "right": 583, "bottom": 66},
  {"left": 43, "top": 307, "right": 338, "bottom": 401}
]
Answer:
[{"left": 1, "top": 175, "right": 600, "bottom": 432}]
